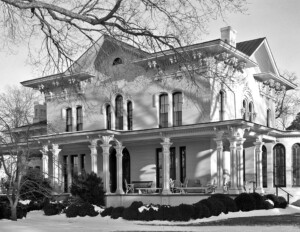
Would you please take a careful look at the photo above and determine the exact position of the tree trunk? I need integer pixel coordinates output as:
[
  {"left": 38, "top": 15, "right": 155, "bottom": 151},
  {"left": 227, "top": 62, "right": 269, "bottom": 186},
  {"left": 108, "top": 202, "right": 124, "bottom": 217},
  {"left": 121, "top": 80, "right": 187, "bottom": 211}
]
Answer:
[{"left": 10, "top": 202, "right": 17, "bottom": 221}]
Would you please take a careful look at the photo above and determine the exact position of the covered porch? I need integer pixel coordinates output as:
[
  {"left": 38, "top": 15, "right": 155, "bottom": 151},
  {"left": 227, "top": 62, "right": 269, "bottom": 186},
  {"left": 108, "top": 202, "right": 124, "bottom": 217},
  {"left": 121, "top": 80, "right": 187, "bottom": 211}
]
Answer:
[{"left": 35, "top": 119, "right": 276, "bottom": 206}]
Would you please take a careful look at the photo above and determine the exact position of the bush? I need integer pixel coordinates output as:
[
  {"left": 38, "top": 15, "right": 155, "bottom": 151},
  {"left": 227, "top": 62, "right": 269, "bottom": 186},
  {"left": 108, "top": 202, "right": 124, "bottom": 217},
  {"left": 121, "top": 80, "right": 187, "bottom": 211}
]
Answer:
[
  {"left": 0, "top": 202, "right": 28, "bottom": 219},
  {"left": 65, "top": 202, "right": 99, "bottom": 218},
  {"left": 193, "top": 202, "right": 211, "bottom": 219},
  {"left": 178, "top": 204, "right": 195, "bottom": 221},
  {"left": 263, "top": 200, "right": 274, "bottom": 209},
  {"left": 111, "top": 207, "right": 125, "bottom": 219},
  {"left": 234, "top": 193, "right": 256, "bottom": 212},
  {"left": 43, "top": 202, "right": 64, "bottom": 216},
  {"left": 249, "top": 193, "right": 265, "bottom": 210},
  {"left": 122, "top": 207, "right": 139, "bottom": 220},
  {"left": 277, "top": 196, "right": 288, "bottom": 209},
  {"left": 210, "top": 194, "right": 238, "bottom": 213},
  {"left": 20, "top": 169, "right": 52, "bottom": 201},
  {"left": 138, "top": 207, "right": 157, "bottom": 221},
  {"left": 199, "top": 198, "right": 225, "bottom": 216},
  {"left": 65, "top": 204, "right": 79, "bottom": 218},
  {"left": 265, "top": 194, "right": 280, "bottom": 208},
  {"left": 101, "top": 207, "right": 114, "bottom": 217},
  {"left": 70, "top": 172, "right": 105, "bottom": 206}
]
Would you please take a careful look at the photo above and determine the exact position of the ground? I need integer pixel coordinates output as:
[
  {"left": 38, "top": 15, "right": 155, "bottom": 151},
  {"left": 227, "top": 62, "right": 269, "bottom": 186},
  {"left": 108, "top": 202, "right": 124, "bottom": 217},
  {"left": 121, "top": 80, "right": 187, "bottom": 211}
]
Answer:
[{"left": 0, "top": 205, "right": 300, "bottom": 232}]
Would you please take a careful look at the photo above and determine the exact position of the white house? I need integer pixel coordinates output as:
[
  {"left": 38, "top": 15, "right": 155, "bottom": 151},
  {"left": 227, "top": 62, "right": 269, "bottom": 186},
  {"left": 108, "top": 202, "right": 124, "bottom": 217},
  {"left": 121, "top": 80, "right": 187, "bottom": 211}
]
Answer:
[{"left": 18, "top": 26, "right": 300, "bottom": 206}]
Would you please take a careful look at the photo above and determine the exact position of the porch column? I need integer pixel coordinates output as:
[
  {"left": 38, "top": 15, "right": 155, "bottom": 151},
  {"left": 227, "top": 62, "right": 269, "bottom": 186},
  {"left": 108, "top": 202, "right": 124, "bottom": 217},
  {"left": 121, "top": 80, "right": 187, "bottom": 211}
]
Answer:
[
  {"left": 114, "top": 141, "right": 125, "bottom": 194},
  {"left": 40, "top": 145, "right": 49, "bottom": 179},
  {"left": 161, "top": 137, "right": 173, "bottom": 195},
  {"left": 229, "top": 138, "right": 239, "bottom": 194},
  {"left": 50, "top": 144, "right": 61, "bottom": 190},
  {"left": 67, "top": 155, "right": 72, "bottom": 191},
  {"left": 100, "top": 135, "right": 114, "bottom": 194},
  {"left": 77, "top": 154, "right": 82, "bottom": 175},
  {"left": 88, "top": 139, "right": 98, "bottom": 175},
  {"left": 214, "top": 131, "right": 224, "bottom": 193},
  {"left": 254, "top": 137, "right": 264, "bottom": 193},
  {"left": 237, "top": 138, "right": 246, "bottom": 192}
]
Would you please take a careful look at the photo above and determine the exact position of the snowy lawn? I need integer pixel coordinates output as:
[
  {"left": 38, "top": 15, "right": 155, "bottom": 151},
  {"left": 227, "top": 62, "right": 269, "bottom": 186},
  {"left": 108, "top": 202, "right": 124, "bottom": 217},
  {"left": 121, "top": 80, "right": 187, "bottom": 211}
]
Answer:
[{"left": 0, "top": 205, "right": 300, "bottom": 232}]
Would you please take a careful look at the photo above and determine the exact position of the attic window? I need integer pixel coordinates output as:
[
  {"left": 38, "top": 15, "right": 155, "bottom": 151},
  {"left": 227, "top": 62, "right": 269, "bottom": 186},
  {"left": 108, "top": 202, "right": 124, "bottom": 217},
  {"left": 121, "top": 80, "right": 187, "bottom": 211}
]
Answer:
[{"left": 112, "top": 57, "right": 123, "bottom": 66}]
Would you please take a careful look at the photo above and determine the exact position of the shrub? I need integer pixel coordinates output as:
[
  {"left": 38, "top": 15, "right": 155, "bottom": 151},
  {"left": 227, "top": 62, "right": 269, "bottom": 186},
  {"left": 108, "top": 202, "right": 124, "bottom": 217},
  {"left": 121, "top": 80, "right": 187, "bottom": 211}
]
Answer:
[
  {"left": 70, "top": 172, "right": 105, "bottom": 206},
  {"left": 20, "top": 169, "right": 52, "bottom": 201},
  {"left": 193, "top": 202, "right": 211, "bottom": 219},
  {"left": 277, "top": 196, "right": 288, "bottom": 209},
  {"left": 79, "top": 202, "right": 99, "bottom": 217},
  {"left": 234, "top": 193, "right": 256, "bottom": 212},
  {"left": 263, "top": 200, "right": 274, "bottom": 209},
  {"left": 178, "top": 204, "right": 194, "bottom": 221},
  {"left": 199, "top": 198, "right": 225, "bottom": 216},
  {"left": 122, "top": 207, "right": 139, "bottom": 220},
  {"left": 210, "top": 194, "right": 238, "bottom": 213},
  {"left": 65, "top": 204, "right": 79, "bottom": 218},
  {"left": 111, "top": 207, "right": 125, "bottom": 219},
  {"left": 154, "top": 205, "right": 169, "bottom": 221},
  {"left": 43, "top": 202, "right": 64, "bottom": 216},
  {"left": 100, "top": 207, "right": 114, "bottom": 217},
  {"left": 249, "top": 193, "right": 265, "bottom": 210},
  {"left": 265, "top": 194, "right": 280, "bottom": 208},
  {"left": 138, "top": 207, "right": 156, "bottom": 221}
]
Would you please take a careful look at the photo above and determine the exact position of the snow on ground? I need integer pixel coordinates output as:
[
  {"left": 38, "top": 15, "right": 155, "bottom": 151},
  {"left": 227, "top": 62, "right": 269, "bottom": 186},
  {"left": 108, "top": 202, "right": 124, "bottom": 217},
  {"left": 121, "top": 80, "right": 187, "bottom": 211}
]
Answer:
[{"left": 0, "top": 206, "right": 299, "bottom": 232}]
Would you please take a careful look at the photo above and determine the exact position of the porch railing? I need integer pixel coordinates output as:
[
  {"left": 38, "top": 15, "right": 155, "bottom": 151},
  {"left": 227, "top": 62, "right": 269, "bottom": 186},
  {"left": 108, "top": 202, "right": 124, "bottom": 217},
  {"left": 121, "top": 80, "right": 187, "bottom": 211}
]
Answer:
[{"left": 275, "top": 186, "right": 293, "bottom": 204}]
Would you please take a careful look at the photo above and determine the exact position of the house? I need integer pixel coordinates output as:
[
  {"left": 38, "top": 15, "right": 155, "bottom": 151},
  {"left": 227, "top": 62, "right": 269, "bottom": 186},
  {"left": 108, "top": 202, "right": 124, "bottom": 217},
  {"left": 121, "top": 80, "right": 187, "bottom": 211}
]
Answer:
[{"left": 18, "top": 26, "right": 300, "bottom": 206}]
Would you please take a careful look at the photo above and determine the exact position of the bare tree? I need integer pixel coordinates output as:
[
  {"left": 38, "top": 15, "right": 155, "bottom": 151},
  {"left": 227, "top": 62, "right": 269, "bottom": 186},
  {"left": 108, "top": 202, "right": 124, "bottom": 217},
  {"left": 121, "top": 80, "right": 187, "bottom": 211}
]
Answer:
[
  {"left": 0, "top": 0, "right": 247, "bottom": 74},
  {"left": 0, "top": 85, "right": 51, "bottom": 220},
  {"left": 275, "top": 71, "right": 300, "bottom": 130}
]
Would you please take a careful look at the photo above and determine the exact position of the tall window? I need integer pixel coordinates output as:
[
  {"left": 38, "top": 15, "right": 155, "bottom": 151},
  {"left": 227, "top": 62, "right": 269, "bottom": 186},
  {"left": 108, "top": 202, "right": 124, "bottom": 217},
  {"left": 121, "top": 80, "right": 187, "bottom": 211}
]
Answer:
[
  {"left": 262, "top": 145, "right": 268, "bottom": 188},
  {"left": 219, "top": 90, "right": 225, "bottom": 121},
  {"left": 127, "top": 101, "right": 133, "bottom": 130},
  {"left": 292, "top": 144, "right": 300, "bottom": 186},
  {"left": 170, "top": 147, "right": 176, "bottom": 180},
  {"left": 76, "top": 106, "right": 83, "bottom": 131},
  {"left": 180, "top": 147, "right": 186, "bottom": 183},
  {"left": 242, "top": 99, "right": 247, "bottom": 120},
  {"left": 115, "top": 95, "right": 123, "bottom": 130},
  {"left": 159, "top": 93, "right": 168, "bottom": 128},
  {"left": 273, "top": 144, "right": 286, "bottom": 187},
  {"left": 106, "top": 104, "right": 112, "bottom": 130},
  {"left": 267, "top": 109, "right": 271, "bottom": 127},
  {"left": 173, "top": 92, "right": 182, "bottom": 126},
  {"left": 66, "top": 108, "right": 72, "bottom": 132},
  {"left": 249, "top": 101, "right": 253, "bottom": 122}
]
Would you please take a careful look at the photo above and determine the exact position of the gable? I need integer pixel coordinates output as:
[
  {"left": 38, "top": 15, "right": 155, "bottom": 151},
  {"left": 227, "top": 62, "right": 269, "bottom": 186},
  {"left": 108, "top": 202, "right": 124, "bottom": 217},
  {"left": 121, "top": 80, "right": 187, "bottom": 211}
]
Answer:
[{"left": 252, "top": 42, "right": 277, "bottom": 75}]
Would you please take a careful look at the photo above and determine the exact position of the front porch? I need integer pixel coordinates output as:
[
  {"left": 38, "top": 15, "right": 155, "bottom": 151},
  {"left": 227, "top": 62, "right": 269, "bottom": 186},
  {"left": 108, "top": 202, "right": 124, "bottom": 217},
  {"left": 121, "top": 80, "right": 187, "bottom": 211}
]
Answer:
[{"left": 35, "top": 119, "right": 282, "bottom": 206}]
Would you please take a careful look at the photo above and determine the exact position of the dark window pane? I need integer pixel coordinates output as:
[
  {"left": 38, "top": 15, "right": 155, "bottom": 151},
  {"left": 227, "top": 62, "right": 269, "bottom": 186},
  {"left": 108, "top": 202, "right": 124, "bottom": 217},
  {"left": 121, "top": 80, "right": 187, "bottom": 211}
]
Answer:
[
  {"left": 66, "top": 108, "right": 72, "bottom": 132},
  {"left": 173, "top": 92, "right": 182, "bottom": 126},
  {"left": 106, "top": 105, "right": 111, "bottom": 130},
  {"left": 159, "top": 94, "right": 168, "bottom": 128},
  {"left": 127, "top": 101, "right": 133, "bottom": 130},
  {"left": 115, "top": 95, "right": 123, "bottom": 130}
]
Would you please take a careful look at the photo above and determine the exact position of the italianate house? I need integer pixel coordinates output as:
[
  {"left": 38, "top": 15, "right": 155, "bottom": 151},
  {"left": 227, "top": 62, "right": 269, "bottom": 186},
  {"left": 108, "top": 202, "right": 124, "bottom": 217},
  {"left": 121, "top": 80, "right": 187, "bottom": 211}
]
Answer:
[{"left": 13, "top": 26, "right": 300, "bottom": 206}]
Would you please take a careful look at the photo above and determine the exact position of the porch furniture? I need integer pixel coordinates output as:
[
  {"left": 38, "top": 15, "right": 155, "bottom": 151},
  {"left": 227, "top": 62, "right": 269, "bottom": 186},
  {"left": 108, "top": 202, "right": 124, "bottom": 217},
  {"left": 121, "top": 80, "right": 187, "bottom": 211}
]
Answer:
[
  {"left": 131, "top": 181, "right": 153, "bottom": 193},
  {"left": 171, "top": 179, "right": 185, "bottom": 193},
  {"left": 178, "top": 186, "right": 209, "bottom": 194},
  {"left": 124, "top": 179, "right": 134, "bottom": 194}
]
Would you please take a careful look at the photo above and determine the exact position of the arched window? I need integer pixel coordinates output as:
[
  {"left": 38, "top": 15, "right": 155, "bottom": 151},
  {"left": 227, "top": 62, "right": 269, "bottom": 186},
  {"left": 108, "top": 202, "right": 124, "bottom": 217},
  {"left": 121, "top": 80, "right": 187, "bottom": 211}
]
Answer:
[
  {"left": 76, "top": 106, "right": 83, "bottom": 131},
  {"left": 66, "top": 108, "right": 72, "bottom": 132},
  {"left": 115, "top": 95, "right": 123, "bottom": 130},
  {"left": 219, "top": 90, "right": 225, "bottom": 121},
  {"left": 249, "top": 101, "right": 253, "bottom": 122},
  {"left": 159, "top": 93, "right": 168, "bottom": 128},
  {"left": 106, "top": 104, "right": 112, "bottom": 130},
  {"left": 242, "top": 99, "right": 247, "bottom": 120},
  {"left": 127, "top": 101, "right": 133, "bottom": 130},
  {"left": 292, "top": 144, "right": 300, "bottom": 186},
  {"left": 262, "top": 145, "right": 268, "bottom": 187},
  {"left": 273, "top": 144, "right": 286, "bottom": 187},
  {"left": 112, "top": 57, "right": 123, "bottom": 66},
  {"left": 173, "top": 92, "right": 182, "bottom": 126},
  {"left": 267, "top": 109, "right": 271, "bottom": 127}
]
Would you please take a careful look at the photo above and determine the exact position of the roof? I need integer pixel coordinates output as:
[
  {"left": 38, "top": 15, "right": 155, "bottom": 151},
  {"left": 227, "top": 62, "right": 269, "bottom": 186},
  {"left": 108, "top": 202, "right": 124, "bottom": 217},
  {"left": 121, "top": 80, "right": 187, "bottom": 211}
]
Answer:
[{"left": 236, "top": 38, "right": 265, "bottom": 56}]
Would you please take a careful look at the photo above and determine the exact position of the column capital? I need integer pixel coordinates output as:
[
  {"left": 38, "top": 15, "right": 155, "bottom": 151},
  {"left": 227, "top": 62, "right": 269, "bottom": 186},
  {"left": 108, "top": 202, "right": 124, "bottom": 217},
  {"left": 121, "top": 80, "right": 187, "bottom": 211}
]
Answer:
[
  {"left": 214, "top": 138, "right": 223, "bottom": 149},
  {"left": 40, "top": 145, "right": 49, "bottom": 156},
  {"left": 100, "top": 135, "right": 114, "bottom": 146},
  {"left": 228, "top": 127, "right": 245, "bottom": 139},
  {"left": 214, "top": 129, "right": 224, "bottom": 140},
  {"left": 114, "top": 140, "right": 124, "bottom": 157},
  {"left": 89, "top": 138, "right": 99, "bottom": 147},
  {"left": 50, "top": 144, "right": 61, "bottom": 156}
]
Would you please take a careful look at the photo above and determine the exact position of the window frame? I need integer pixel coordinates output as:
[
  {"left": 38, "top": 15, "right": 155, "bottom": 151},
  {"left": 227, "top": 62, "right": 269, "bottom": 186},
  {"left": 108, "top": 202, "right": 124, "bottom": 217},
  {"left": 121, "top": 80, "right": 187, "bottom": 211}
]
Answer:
[
  {"left": 66, "top": 108, "right": 72, "bottom": 132},
  {"left": 173, "top": 92, "right": 182, "bottom": 126},
  {"left": 159, "top": 93, "right": 169, "bottom": 128},
  {"left": 127, "top": 101, "right": 133, "bottom": 130},
  {"left": 292, "top": 143, "right": 300, "bottom": 187},
  {"left": 106, "top": 104, "right": 112, "bottom": 130},
  {"left": 115, "top": 95, "right": 124, "bottom": 130},
  {"left": 76, "top": 106, "right": 83, "bottom": 131}
]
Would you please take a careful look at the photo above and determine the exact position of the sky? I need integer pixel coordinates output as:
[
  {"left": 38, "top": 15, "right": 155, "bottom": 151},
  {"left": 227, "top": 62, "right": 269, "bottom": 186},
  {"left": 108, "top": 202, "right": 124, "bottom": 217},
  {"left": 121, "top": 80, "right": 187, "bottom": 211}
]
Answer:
[{"left": 0, "top": 0, "right": 300, "bottom": 90}]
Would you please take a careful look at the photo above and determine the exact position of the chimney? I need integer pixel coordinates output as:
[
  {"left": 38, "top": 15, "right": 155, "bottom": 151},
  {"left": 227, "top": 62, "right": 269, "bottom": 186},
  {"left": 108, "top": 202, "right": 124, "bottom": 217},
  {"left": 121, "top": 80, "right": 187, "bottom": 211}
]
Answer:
[{"left": 220, "top": 26, "right": 237, "bottom": 47}]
